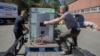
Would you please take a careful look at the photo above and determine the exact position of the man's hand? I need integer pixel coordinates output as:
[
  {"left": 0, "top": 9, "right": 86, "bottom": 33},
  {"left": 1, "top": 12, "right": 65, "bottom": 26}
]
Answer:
[
  {"left": 23, "top": 29, "right": 29, "bottom": 35},
  {"left": 44, "top": 21, "right": 49, "bottom": 25},
  {"left": 44, "top": 17, "right": 63, "bottom": 25}
]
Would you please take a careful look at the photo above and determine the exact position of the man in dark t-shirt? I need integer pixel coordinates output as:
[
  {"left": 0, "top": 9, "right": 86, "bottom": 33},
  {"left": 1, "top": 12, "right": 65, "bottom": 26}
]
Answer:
[
  {"left": 14, "top": 16, "right": 24, "bottom": 40},
  {"left": 14, "top": 10, "right": 28, "bottom": 42}
]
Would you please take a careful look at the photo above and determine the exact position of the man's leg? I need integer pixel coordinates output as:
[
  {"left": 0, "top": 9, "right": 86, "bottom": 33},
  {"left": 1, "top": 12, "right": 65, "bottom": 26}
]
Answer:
[
  {"left": 72, "top": 36, "right": 78, "bottom": 46},
  {"left": 58, "top": 32, "right": 72, "bottom": 54},
  {"left": 14, "top": 32, "right": 23, "bottom": 48},
  {"left": 14, "top": 32, "right": 20, "bottom": 41},
  {"left": 14, "top": 32, "right": 21, "bottom": 54},
  {"left": 17, "top": 32, "right": 24, "bottom": 45},
  {"left": 71, "top": 29, "right": 80, "bottom": 46}
]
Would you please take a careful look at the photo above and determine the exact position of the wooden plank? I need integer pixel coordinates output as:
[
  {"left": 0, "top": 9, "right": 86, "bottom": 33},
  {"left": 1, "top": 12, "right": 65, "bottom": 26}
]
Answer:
[
  {"left": 26, "top": 52, "right": 63, "bottom": 56},
  {"left": 44, "top": 52, "right": 51, "bottom": 56},
  {"left": 26, "top": 52, "right": 31, "bottom": 56},
  {"left": 26, "top": 43, "right": 58, "bottom": 48},
  {"left": 51, "top": 52, "right": 61, "bottom": 56},
  {"left": 33, "top": 52, "right": 38, "bottom": 56},
  {"left": 37, "top": 52, "right": 44, "bottom": 56},
  {"left": 50, "top": 52, "right": 73, "bottom": 56},
  {"left": 26, "top": 52, "right": 38, "bottom": 56},
  {"left": 34, "top": 43, "right": 58, "bottom": 47}
]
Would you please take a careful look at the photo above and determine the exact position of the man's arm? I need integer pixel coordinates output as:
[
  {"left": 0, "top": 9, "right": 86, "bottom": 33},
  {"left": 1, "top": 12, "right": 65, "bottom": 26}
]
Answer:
[
  {"left": 21, "top": 18, "right": 29, "bottom": 34},
  {"left": 22, "top": 24, "right": 29, "bottom": 34},
  {"left": 44, "top": 15, "right": 64, "bottom": 25},
  {"left": 56, "top": 12, "right": 62, "bottom": 17},
  {"left": 22, "top": 24, "right": 28, "bottom": 30}
]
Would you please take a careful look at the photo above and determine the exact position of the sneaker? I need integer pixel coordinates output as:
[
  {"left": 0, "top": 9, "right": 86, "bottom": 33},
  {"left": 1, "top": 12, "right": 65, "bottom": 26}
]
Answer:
[
  {"left": 60, "top": 51, "right": 66, "bottom": 55},
  {"left": 55, "top": 38, "right": 60, "bottom": 40},
  {"left": 60, "top": 51, "right": 71, "bottom": 55}
]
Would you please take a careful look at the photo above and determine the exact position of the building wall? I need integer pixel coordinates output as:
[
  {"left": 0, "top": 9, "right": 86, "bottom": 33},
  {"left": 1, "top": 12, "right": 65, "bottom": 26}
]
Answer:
[{"left": 68, "top": 0, "right": 100, "bottom": 29}]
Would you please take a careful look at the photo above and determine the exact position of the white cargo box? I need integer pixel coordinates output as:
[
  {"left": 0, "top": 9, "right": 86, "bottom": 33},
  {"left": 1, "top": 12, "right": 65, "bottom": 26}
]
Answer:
[{"left": 29, "top": 8, "right": 55, "bottom": 42}]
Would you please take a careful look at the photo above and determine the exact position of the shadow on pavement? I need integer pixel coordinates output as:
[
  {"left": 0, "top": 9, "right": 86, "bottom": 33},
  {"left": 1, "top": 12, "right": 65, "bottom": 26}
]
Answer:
[{"left": 0, "top": 52, "right": 6, "bottom": 56}]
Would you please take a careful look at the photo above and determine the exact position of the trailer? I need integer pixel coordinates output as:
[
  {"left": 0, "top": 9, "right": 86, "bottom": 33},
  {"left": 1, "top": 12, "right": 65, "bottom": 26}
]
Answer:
[
  {"left": 3, "top": 8, "right": 95, "bottom": 56},
  {"left": 0, "top": 2, "right": 18, "bottom": 24},
  {"left": 24, "top": 8, "right": 60, "bottom": 55}
]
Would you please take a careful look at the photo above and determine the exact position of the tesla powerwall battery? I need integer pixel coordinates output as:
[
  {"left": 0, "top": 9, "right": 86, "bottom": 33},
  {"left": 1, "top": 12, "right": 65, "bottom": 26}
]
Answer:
[{"left": 29, "top": 8, "right": 55, "bottom": 42}]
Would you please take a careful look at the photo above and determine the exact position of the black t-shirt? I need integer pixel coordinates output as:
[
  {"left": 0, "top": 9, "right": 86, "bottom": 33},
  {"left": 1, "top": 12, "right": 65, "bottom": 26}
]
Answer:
[{"left": 14, "top": 16, "right": 24, "bottom": 33}]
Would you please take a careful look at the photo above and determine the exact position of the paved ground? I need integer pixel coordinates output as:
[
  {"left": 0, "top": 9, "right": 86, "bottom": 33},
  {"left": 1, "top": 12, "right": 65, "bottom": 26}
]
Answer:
[
  {"left": 0, "top": 25, "right": 100, "bottom": 56},
  {"left": 78, "top": 29, "right": 100, "bottom": 56},
  {"left": 0, "top": 25, "right": 15, "bottom": 52},
  {"left": 0, "top": 25, "right": 15, "bottom": 56}
]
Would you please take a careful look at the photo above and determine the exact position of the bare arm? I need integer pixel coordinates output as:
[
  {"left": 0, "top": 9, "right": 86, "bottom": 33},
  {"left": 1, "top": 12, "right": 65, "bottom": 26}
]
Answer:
[
  {"left": 22, "top": 24, "right": 28, "bottom": 30},
  {"left": 44, "top": 15, "right": 64, "bottom": 25},
  {"left": 22, "top": 24, "right": 29, "bottom": 34},
  {"left": 56, "top": 12, "right": 62, "bottom": 17}
]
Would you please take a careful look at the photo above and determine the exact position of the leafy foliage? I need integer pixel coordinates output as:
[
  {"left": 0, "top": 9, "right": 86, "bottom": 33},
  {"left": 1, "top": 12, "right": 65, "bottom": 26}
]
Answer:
[{"left": 1, "top": 0, "right": 76, "bottom": 12}]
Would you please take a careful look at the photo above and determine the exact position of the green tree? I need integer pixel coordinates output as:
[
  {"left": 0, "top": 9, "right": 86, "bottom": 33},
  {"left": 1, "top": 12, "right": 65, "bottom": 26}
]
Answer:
[
  {"left": 2, "top": 0, "right": 60, "bottom": 12},
  {"left": 38, "top": 0, "right": 48, "bottom": 8},
  {"left": 48, "top": 0, "right": 60, "bottom": 11}
]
